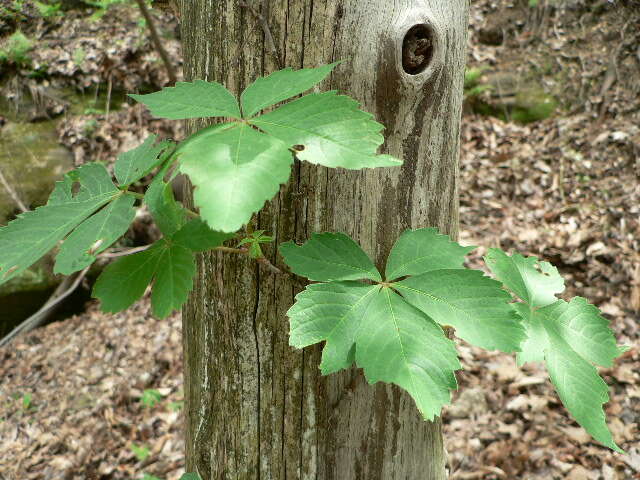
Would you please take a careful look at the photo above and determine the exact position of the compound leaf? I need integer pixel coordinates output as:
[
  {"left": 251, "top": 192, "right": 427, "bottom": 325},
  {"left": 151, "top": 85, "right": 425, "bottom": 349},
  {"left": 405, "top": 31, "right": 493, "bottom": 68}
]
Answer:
[
  {"left": 93, "top": 239, "right": 197, "bottom": 318},
  {"left": 129, "top": 80, "right": 241, "bottom": 119},
  {"left": 251, "top": 91, "right": 402, "bottom": 169},
  {"left": 395, "top": 269, "right": 524, "bottom": 352},
  {"left": 355, "top": 288, "right": 460, "bottom": 421},
  {"left": 240, "top": 62, "right": 339, "bottom": 118},
  {"left": 485, "top": 248, "right": 564, "bottom": 307},
  {"left": 280, "top": 232, "right": 381, "bottom": 282},
  {"left": 172, "top": 219, "right": 234, "bottom": 252},
  {"left": 151, "top": 243, "right": 195, "bottom": 318},
  {"left": 0, "top": 163, "right": 118, "bottom": 285},
  {"left": 177, "top": 123, "right": 293, "bottom": 232},
  {"left": 114, "top": 135, "right": 170, "bottom": 187},
  {"left": 519, "top": 298, "right": 623, "bottom": 452},
  {"left": 54, "top": 193, "right": 137, "bottom": 275},
  {"left": 287, "top": 281, "right": 379, "bottom": 375}
]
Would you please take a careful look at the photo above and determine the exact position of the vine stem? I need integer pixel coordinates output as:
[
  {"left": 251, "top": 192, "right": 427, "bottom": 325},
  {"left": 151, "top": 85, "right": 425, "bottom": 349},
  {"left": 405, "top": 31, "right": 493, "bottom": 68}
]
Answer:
[{"left": 109, "top": 243, "right": 286, "bottom": 275}]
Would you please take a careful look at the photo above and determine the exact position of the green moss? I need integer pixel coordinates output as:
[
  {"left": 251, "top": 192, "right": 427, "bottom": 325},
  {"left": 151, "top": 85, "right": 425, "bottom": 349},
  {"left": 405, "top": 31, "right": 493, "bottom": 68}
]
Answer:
[
  {"left": 511, "top": 89, "right": 558, "bottom": 123},
  {"left": 0, "top": 31, "right": 33, "bottom": 67}
]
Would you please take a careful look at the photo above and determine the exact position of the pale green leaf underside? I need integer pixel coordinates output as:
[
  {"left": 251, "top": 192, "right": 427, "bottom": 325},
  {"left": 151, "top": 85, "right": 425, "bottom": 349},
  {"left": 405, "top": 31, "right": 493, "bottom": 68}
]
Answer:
[
  {"left": 172, "top": 219, "right": 234, "bottom": 252},
  {"left": 114, "top": 135, "right": 169, "bottom": 187},
  {"left": 356, "top": 288, "right": 460, "bottom": 420},
  {"left": 177, "top": 123, "right": 293, "bottom": 232},
  {"left": 54, "top": 194, "right": 136, "bottom": 275},
  {"left": 395, "top": 269, "right": 525, "bottom": 352},
  {"left": 129, "top": 80, "right": 241, "bottom": 119},
  {"left": 287, "top": 281, "right": 379, "bottom": 374},
  {"left": 514, "top": 303, "right": 547, "bottom": 365},
  {"left": 516, "top": 298, "right": 622, "bottom": 452},
  {"left": 279, "top": 232, "right": 382, "bottom": 282},
  {"left": 144, "top": 168, "right": 186, "bottom": 236},
  {"left": 241, "top": 62, "right": 339, "bottom": 118},
  {"left": 251, "top": 91, "right": 402, "bottom": 169},
  {"left": 485, "top": 248, "right": 564, "bottom": 307},
  {"left": 385, "top": 228, "right": 475, "bottom": 281},
  {"left": 0, "top": 163, "right": 118, "bottom": 285}
]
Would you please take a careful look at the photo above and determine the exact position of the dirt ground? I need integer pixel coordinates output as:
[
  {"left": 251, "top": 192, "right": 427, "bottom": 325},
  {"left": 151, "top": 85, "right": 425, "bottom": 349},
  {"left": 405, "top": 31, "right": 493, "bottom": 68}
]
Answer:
[{"left": 0, "top": 1, "right": 638, "bottom": 479}]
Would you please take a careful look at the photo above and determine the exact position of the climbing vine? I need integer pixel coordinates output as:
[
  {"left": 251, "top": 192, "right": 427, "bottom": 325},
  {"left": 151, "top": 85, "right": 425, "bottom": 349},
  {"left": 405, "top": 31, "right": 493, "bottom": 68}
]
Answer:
[{"left": 0, "top": 63, "right": 626, "bottom": 455}]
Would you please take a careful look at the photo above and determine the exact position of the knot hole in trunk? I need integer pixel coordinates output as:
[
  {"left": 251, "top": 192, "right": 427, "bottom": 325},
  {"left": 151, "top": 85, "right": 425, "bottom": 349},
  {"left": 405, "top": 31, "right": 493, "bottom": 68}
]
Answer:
[{"left": 402, "top": 23, "right": 436, "bottom": 75}]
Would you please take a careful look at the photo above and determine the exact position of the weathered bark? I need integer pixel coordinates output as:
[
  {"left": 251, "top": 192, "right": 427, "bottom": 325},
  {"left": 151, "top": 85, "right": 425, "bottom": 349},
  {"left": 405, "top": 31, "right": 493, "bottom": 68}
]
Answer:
[{"left": 179, "top": 1, "right": 469, "bottom": 479}]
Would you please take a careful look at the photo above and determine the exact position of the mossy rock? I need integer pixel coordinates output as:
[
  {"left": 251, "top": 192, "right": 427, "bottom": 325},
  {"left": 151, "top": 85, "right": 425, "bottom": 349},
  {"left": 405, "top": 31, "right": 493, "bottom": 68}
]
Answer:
[
  {"left": 510, "top": 88, "right": 558, "bottom": 124},
  {"left": 0, "top": 121, "right": 73, "bottom": 224},
  {"left": 0, "top": 257, "right": 58, "bottom": 297},
  {"left": 468, "top": 71, "right": 557, "bottom": 124}
]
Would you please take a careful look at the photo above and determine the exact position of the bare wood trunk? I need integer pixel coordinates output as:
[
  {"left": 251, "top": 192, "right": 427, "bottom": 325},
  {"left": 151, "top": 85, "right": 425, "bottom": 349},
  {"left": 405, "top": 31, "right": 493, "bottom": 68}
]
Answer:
[{"left": 179, "top": 1, "right": 469, "bottom": 478}]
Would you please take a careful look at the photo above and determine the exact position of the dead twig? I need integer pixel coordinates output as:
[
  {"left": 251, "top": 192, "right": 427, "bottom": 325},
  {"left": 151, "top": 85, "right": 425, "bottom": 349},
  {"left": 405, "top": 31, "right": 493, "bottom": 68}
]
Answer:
[
  {"left": 0, "top": 267, "right": 89, "bottom": 347},
  {"left": 0, "top": 167, "right": 28, "bottom": 214},
  {"left": 135, "top": 0, "right": 178, "bottom": 84},
  {"left": 239, "top": 0, "right": 283, "bottom": 69}
]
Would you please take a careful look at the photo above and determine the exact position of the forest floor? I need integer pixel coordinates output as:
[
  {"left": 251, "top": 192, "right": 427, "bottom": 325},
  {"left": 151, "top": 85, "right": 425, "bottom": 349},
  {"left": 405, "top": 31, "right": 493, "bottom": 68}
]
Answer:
[{"left": 0, "top": 1, "right": 639, "bottom": 479}]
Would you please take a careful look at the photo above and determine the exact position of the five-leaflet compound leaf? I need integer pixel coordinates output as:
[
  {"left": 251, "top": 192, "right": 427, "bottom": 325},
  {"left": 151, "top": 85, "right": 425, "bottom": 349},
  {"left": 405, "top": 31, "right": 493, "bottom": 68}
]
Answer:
[
  {"left": 131, "top": 64, "right": 402, "bottom": 232},
  {"left": 282, "top": 229, "right": 520, "bottom": 420}
]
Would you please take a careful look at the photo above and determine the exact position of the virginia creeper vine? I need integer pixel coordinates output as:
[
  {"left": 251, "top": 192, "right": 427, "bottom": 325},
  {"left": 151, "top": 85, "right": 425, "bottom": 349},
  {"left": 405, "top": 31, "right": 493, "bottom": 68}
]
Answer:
[{"left": 0, "top": 63, "right": 626, "bottom": 457}]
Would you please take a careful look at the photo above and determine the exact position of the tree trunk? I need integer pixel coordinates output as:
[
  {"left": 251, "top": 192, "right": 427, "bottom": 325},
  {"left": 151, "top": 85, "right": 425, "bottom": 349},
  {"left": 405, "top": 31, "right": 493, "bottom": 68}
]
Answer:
[{"left": 179, "top": 1, "right": 469, "bottom": 479}]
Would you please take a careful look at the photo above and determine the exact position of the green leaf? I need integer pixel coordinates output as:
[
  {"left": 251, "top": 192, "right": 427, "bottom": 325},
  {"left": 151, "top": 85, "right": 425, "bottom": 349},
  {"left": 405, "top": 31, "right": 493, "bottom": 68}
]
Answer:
[
  {"left": 129, "top": 80, "right": 241, "bottom": 119},
  {"left": 251, "top": 91, "right": 402, "bottom": 169},
  {"left": 240, "top": 62, "right": 339, "bottom": 118},
  {"left": 172, "top": 219, "right": 233, "bottom": 252},
  {"left": 485, "top": 248, "right": 564, "bottom": 307},
  {"left": 114, "top": 135, "right": 170, "bottom": 187},
  {"left": 287, "top": 281, "right": 379, "bottom": 374},
  {"left": 93, "top": 243, "right": 164, "bottom": 313},
  {"left": 519, "top": 298, "right": 620, "bottom": 368},
  {"left": 151, "top": 243, "right": 195, "bottom": 318},
  {"left": 54, "top": 193, "right": 137, "bottom": 275},
  {"left": 385, "top": 228, "right": 475, "bottom": 281},
  {"left": 131, "top": 443, "right": 151, "bottom": 462},
  {"left": 0, "top": 163, "right": 119, "bottom": 285},
  {"left": 140, "top": 389, "right": 163, "bottom": 408},
  {"left": 546, "top": 338, "right": 621, "bottom": 452},
  {"left": 47, "top": 174, "right": 75, "bottom": 205},
  {"left": 179, "top": 474, "right": 201, "bottom": 480},
  {"left": 177, "top": 123, "right": 293, "bottom": 232},
  {"left": 145, "top": 168, "right": 186, "bottom": 236},
  {"left": 516, "top": 298, "right": 622, "bottom": 451},
  {"left": 395, "top": 269, "right": 525, "bottom": 352},
  {"left": 280, "top": 232, "right": 382, "bottom": 282},
  {"left": 513, "top": 303, "right": 547, "bottom": 364},
  {"left": 93, "top": 239, "right": 196, "bottom": 318},
  {"left": 355, "top": 288, "right": 460, "bottom": 421}
]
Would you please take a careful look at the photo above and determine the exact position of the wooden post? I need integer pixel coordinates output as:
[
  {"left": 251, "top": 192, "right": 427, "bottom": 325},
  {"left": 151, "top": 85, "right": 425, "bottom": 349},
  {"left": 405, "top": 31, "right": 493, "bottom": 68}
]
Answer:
[{"left": 179, "top": 1, "right": 469, "bottom": 478}]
